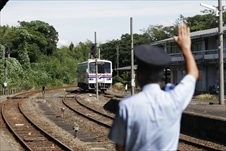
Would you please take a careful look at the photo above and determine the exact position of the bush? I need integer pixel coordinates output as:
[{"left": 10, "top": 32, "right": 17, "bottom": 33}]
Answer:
[
  {"left": 113, "top": 75, "right": 126, "bottom": 85},
  {"left": 113, "top": 82, "right": 124, "bottom": 91},
  {"left": 194, "top": 93, "right": 217, "bottom": 100}
]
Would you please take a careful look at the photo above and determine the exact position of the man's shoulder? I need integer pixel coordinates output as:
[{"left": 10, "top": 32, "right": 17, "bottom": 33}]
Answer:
[
  {"left": 182, "top": 74, "right": 196, "bottom": 83},
  {"left": 119, "top": 92, "right": 145, "bottom": 106}
]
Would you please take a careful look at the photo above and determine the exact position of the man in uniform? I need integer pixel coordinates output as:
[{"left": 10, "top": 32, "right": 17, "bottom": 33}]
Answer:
[{"left": 108, "top": 24, "right": 198, "bottom": 151}]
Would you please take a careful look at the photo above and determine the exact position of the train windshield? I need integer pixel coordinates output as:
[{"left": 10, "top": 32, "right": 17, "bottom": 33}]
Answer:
[{"left": 89, "top": 62, "right": 111, "bottom": 73}]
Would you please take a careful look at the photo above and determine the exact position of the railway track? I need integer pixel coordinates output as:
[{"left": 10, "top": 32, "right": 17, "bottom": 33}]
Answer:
[
  {"left": 61, "top": 90, "right": 115, "bottom": 150},
  {"left": 2, "top": 90, "right": 74, "bottom": 151},
  {"left": 179, "top": 136, "right": 222, "bottom": 151},
  {"left": 63, "top": 94, "right": 113, "bottom": 129},
  {"left": 64, "top": 90, "right": 226, "bottom": 151},
  {"left": 2, "top": 87, "right": 224, "bottom": 151}
]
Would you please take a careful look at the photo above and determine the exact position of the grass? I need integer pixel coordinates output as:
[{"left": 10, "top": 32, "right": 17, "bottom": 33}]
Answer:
[
  {"left": 194, "top": 93, "right": 217, "bottom": 101},
  {"left": 113, "top": 82, "right": 124, "bottom": 91}
]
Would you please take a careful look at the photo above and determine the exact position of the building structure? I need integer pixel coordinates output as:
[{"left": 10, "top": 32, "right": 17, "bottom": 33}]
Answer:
[{"left": 152, "top": 27, "right": 226, "bottom": 93}]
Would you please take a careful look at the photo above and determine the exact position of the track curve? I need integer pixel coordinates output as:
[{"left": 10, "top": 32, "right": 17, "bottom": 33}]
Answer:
[{"left": 2, "top": 90, "right": 74, "bottom": 151}]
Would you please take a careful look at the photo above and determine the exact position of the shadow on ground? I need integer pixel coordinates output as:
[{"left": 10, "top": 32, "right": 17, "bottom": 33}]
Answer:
[{"left": 103, "top": 98, "right": 120, "bottom": 114}]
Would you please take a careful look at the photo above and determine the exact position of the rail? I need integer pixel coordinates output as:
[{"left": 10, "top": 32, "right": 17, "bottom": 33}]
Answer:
[
  {"left": 62, "top": 94, "right": 112, "bottom": 128},
  {"left": 2, "top": 89, "right": 74, "bottom": 151}
]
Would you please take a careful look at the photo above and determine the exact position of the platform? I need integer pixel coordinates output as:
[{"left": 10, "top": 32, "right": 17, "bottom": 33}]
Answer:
[
  {"left": 181, "top": 98, "right": 226, "bottom": 145},
  {"left": 103, "top": 93, "right": 226, "bottom": 145},
  {"left": 185, "top": 98, "right": 226, "bottom": 120}
]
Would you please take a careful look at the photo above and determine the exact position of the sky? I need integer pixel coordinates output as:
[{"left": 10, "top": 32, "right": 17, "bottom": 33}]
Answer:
[{"left": 0, "top": 0, "right": 220, "bottom": 48}]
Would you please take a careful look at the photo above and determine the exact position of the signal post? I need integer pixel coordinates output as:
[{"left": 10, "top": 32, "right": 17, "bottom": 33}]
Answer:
[
  {"left": 3, "top": 46, "right": 10, "bottom": 95},
  {"left": 90, "top": 32, "right": 98, "bottom": 99}
]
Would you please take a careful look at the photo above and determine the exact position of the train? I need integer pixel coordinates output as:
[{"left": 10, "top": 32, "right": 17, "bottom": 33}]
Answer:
[{"left": 77, "top": 59, "right": 112, "bottom": 92}]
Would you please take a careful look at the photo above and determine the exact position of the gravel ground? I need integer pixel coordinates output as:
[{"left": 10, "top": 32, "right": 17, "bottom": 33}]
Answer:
[
  {"left": 21, "top": 90, "right": 90, "bottom": 151},
  {"left": 19, "top": 88, "right": 115, "bottom": 150},
  {"left": 1, "top": 88, "right": 226, "bottom": 151}
]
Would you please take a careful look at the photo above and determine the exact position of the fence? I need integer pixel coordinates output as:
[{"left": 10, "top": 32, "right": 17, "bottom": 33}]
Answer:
[{"left": 0, "top": 88, "right": 19, "bottom": 95}]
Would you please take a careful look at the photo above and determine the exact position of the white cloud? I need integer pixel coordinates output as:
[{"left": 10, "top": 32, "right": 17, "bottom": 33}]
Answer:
[{"left": 57, "top": 39, "right": 70, "bottom": 48}]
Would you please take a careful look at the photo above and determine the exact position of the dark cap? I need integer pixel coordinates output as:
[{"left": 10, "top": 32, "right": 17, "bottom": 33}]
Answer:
[{"left": 134, "top": 45, "right": 171, "bottom": 67}]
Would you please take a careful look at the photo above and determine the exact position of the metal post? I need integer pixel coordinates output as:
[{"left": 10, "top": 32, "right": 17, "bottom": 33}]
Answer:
[
  {"left": 116, "top": 39, "right": 119, "bottom": 76},
  {"left": 98, "top": 47, "right": 100, "bottom": 59},
  {"left": 218, "top": 0, "right": 224, "bottom": 104},
  {"left": 4, "top": 53, "right": 6, "bottom": 95},
  {"left": 94, "top": 32, "right": 98, "bottom": 99},
  {"left": 130, "top": 17, "right": 135, "bottom": 95},
  {"left": 61, "top": 107, "right": 65, "bottom": 118}
]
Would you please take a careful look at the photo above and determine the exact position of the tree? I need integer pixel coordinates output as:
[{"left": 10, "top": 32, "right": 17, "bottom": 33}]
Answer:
[
  {"left": 18, "top": 20, "right": 59, "bottom": 61},
  {"left": 73, "top": 40, "right": 92, "bottom": 62},
  {"left": 186, "top": 11, "right": 218, "bottom": 31},
  {"left": 69, "top": 42, "right": 74, "bottom": 52},
  {"left": 140, "top": 25, "right": 176, "bottom": 43},
  {"left": 100, "top": 33, "right": 152, "bottom": 73},
  {"left": 16, "top": 28, "right": 31, "bottom": 69},
  {"left": 0, "top": 25, "right": 17, "bottom": 52},
  {"left": 174, "top": 9, "right": 226, "bottom": 32}
]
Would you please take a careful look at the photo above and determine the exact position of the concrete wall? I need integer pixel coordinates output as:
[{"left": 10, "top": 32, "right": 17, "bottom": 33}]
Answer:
[{"left": 181, "top": 112, "right": 226, "bottom": 145}]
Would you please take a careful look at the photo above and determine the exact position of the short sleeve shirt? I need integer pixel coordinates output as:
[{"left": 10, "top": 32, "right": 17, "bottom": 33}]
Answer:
[{"left": 108, "top": 75, "right": 196, "bottom": 151}]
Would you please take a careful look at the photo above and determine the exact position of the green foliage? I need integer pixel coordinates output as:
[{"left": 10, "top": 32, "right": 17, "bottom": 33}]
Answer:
[
  {"left": 69, "top": 42, "right": 74, "bottom": 51},
  {"left": 186, "top": 13, "right": 217, "bottom": 31},
  {"left": 113, "top": 75, "right": 126, "bottom": 85},
  {"left": 18, "top": 20, "right": 59, "bottom": 60},
  {"left": 0, "top": 25, "right": 16, "bottom": 48},
  {"left": 16, "top": 28, "right": 31, "bottom": 69},
  {"left": 100, "top": 33, "right": 150, "bottom": 70},
  {"left": 73, "top": 40, "right": 93, "bottom": 61},
  {"left": 140, "top": 25, "right": 176, "bottom": 42}
]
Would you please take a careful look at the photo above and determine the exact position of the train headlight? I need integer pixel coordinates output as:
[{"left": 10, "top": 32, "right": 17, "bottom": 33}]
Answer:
[
  {"left": 89, "top": 78, "right": 94, "bottom": 80},
  {"left": 107, "top": 78, "right": 111, "bottom": 80}
]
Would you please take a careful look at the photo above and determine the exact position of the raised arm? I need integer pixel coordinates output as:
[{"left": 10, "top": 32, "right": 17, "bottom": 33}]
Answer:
[{"left": 173, "top": 25, "right": 199, "bottom": 80}]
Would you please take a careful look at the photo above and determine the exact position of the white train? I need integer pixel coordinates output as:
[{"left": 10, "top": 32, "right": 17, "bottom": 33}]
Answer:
[{"left": 77, "top": 59, "right": 112, "bottom": 92}]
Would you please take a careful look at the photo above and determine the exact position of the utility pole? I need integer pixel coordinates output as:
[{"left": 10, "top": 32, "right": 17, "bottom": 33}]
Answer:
[
  {"left": 130, "top": 17, "right": 135, "bottom": 95},
  {"left": 3, "top": 47, "right": 7, "bottom": 95},
  {"left": 98, "top": 47, "right": 100, "bottom": 59},
  {"left": 94, "top": 32, "right": 98, "bottom": 99},
  {"left": 200, "top": 1, "right": 224, "bottom": 104},
  {"left": 218, "top": 0, "right": 224, "bottom": 105},
  {"left": 116, "top": 39, "right": 119, "bottom": 76}
]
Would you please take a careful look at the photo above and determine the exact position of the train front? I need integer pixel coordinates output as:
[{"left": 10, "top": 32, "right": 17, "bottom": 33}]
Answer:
[{"left": 88, "top": 60, "right": 112, "bottom": 92}]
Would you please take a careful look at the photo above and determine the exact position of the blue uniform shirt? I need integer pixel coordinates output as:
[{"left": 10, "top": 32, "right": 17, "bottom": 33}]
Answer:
[{"left": 108, "top": 75, "right": 196, "bottom": 151}]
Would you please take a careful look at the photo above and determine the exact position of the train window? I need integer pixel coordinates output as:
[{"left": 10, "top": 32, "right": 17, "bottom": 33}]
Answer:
[
  {"left": 89, "top": 62, "right": 111, "bottom": 73},
  {"left": 89, "top": 62, "right": 95, "bottom": 73},
  {"left": 104, "top": 62, "right": 111, "bottom": 73},
  {"left": 98, "top": 64, "right": 105, "bottom": 73}
]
